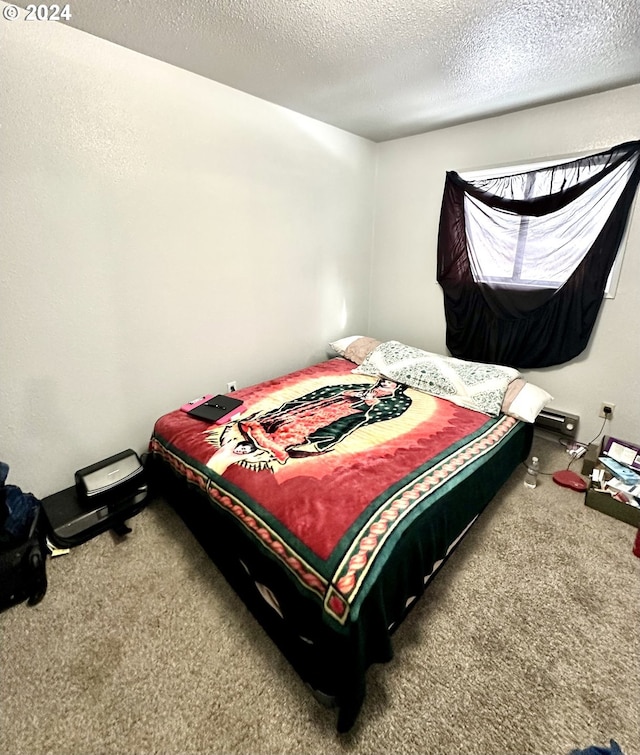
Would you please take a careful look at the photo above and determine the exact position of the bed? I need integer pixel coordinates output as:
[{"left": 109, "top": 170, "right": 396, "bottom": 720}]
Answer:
[{"left": 147, "top": 341, "right": 537, "bottom": 731}]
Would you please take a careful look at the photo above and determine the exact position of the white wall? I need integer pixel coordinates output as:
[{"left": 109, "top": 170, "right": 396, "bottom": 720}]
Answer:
[
  {"left": 0, "top": 12, "right": 376, "bottom": 497},
  {"left": 370, "top": 84, "right": 640, "bottom": 445},
  {"left": 2, "top": 8, "right": 636, "bottom": 499}
]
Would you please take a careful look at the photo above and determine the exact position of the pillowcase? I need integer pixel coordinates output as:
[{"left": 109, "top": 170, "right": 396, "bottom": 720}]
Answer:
[
  {"left": 329, "top": 336, "right": 382, "bottom": 365},
  {"left": 502, "top": 380, "right": 554, "bottom": 423},
  {"left": 501, "top": 378, "right": 527, "bottom": 414},
  {"left": 344, "top": 336, "right": 382, "bottom": 365},
  {"left": 329, "top": 336, "right": 362, "bottom": 357}
]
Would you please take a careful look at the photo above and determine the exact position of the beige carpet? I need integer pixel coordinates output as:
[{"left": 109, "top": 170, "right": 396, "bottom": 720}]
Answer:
[{"left": 1, "top": 434, "right": 639, "bottom": 755}]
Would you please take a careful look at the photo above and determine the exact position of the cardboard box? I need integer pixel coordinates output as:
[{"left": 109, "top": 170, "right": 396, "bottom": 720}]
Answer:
[
  {"left": 584, "top": 487, "right": 640, "bottom": 528},
  {"left": 601, "top": 436, "right": 640, "bottom": 472},
  {"left": 581, "top": 443, "right": 600, "bottom": 476}
]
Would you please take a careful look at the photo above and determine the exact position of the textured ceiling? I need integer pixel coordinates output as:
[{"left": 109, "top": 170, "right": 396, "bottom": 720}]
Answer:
[{"left": 14, "top": 0, "right": 640, "bottom": 141}]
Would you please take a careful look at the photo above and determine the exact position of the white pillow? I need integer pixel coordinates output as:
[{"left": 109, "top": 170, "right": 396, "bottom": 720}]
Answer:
[{"left": 506, "top": 382, "right": 554, "bottom": 423}]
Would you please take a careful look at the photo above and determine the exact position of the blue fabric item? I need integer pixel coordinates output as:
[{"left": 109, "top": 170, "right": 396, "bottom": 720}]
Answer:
[
  {"left": 570, "top": 740, "right": 624, "bottom": 755},
  {"left": 0, "top": 462, "right": 40, "bottom": 543}
]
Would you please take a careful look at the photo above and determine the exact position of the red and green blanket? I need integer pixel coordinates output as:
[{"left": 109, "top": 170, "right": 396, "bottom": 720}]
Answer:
[{"left": 150, "top": 358, "right": 520, "bottom": 626}]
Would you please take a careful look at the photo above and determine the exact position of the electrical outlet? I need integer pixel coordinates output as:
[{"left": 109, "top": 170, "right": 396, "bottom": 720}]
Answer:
[
  {"left": 599, "top": 402, "right": 615, "bottom": 419},
  {"left": 227, "top": 381, "right": 237, "bottom": 393}
]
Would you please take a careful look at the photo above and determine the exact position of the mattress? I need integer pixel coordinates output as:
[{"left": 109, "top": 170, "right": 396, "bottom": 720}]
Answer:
[{"left": 148, "top": 357, "right": 532, "bottom": 730}]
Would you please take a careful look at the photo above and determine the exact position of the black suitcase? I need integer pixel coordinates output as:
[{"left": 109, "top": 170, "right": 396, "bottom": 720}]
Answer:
[{"left": 0, "top": 465, "right": 48, "bottom": 612}]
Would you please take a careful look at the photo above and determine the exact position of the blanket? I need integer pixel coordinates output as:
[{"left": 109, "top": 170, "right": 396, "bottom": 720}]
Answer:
[{"left": 150, "top": 358, "right": 521, "bottom": 626}]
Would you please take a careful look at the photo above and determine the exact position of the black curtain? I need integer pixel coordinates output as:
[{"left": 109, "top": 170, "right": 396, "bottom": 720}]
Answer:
[{"left": 437, "top": 140, "right": 640, "bottom": 369}]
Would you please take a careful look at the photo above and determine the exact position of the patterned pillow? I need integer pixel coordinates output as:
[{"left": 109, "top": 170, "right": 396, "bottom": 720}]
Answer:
[{"left": 355, "top": 340, "right": 519, "bottom": 417}]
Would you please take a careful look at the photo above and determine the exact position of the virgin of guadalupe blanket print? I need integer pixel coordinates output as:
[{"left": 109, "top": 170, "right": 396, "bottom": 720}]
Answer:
[{"left": 150, "top": 358, "right": 521, "bottom": 627}]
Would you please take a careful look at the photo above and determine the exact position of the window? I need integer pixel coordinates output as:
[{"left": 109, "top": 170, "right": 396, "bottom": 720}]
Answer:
[
  {"left": 460, "top": 153, "right": 637, "bottom": 298},
  {"left": 437, "top": 141, "right": 640, "bottom": 368}
]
